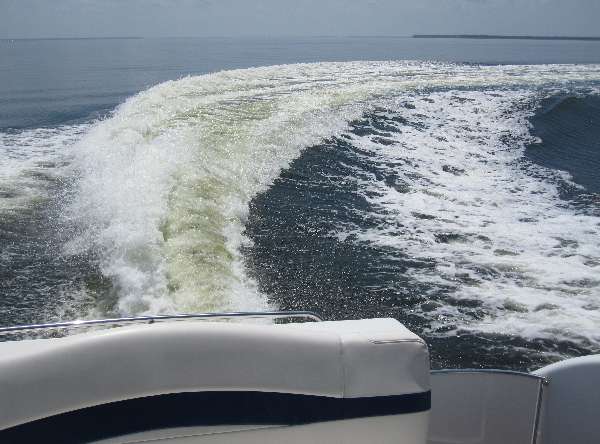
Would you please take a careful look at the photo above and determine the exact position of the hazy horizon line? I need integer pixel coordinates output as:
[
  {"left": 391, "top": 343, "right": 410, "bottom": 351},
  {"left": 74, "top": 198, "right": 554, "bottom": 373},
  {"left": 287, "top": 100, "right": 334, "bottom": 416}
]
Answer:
[
  {"left": 3, "top": 33, "right": 600, "bottom": 42},
  {"left": 415, "top": 34, "right": 600, "bottom": 41}
]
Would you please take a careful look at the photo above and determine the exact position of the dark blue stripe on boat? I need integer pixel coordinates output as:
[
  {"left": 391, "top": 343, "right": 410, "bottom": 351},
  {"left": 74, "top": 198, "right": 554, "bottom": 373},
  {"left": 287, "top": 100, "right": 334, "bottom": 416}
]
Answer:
[{"left": 0, "top": 390, "right": 431, "bottom": 444}]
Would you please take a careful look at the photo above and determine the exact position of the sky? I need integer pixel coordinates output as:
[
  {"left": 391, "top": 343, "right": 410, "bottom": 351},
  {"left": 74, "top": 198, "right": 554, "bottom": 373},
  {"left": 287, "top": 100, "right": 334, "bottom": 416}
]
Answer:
[{"left": 1, "top": 0, "right": 599, "bottom": 39}]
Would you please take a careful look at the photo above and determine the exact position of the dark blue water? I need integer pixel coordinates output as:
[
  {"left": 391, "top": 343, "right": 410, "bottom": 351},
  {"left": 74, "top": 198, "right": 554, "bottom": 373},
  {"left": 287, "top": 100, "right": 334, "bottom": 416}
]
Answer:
[
  {"left": 1, "top": 37, "right": 600, "bottom": 370},
  {"left": 526, "top": 95, "right": 600, "bottom": 196}
]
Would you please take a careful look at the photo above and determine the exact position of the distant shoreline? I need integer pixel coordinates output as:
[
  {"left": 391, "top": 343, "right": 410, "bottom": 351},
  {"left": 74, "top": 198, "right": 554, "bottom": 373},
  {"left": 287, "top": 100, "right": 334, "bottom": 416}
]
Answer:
[{"left": 413, "top": 34, "right": 600, "bottom": 42}]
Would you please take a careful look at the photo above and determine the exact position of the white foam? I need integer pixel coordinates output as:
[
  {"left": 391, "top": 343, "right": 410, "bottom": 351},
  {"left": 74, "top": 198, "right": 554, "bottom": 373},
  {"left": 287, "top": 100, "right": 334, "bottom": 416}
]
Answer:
[
  {"left": 0, "top": 125, "right": 88, "bottom": 212},
  {"left": 62, "top": 61, "right": 600, "bottom": 332},
  {"left": 342, "top": 88, "right": 600, "bottom": 346}
]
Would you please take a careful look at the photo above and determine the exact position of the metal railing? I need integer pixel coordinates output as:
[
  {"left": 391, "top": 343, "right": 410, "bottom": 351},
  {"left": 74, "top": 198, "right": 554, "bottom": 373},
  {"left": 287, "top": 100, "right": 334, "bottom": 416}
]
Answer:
[{"left": 0, "top": 311, "right": 324, "bottom": 334}]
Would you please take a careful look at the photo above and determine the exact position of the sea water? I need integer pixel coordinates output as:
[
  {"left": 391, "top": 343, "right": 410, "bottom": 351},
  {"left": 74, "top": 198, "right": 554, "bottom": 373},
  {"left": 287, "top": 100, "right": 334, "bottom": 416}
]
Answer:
[{"left": 1, "top": 37, "right": 600, "bottom": 370}]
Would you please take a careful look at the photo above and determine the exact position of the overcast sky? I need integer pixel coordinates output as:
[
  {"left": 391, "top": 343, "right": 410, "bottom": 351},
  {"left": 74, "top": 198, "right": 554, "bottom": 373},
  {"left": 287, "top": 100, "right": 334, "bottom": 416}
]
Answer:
[{"left": 1, "top": 0, "right": 599, "bottom": 39}]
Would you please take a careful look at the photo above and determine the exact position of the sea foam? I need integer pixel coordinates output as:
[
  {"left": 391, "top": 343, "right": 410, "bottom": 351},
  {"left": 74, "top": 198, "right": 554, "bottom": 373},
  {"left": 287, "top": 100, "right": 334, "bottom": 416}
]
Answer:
[
  {"left": 341, "top": 89, "right": 600, "bottom": 346},
  {"left": 59, "top": 61, "right": 600, "bottom": 337}
]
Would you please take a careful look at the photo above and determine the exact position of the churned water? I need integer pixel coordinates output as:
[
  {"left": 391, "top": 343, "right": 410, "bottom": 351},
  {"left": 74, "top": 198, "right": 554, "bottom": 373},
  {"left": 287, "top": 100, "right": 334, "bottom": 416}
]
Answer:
[{"left": 1, "top": 37, "right": 600, "bottom": 370}]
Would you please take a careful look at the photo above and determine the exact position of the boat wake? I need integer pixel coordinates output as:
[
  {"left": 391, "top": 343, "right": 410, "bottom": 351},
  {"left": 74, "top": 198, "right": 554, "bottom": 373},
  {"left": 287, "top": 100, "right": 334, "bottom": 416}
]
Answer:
[{"left": 2, "top": 61, "right": 599, "bottom": 357}]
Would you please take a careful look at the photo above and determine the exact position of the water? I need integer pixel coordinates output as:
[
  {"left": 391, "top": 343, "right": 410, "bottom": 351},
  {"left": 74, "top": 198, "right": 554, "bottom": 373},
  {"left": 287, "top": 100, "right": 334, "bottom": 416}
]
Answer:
[{"left": 1, "top": 37, "right": 600, "bottom": 370}]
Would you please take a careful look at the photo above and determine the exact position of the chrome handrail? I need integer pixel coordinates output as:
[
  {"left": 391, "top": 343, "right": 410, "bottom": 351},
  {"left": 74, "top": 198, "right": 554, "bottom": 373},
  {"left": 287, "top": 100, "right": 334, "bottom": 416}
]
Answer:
[
  {"left": 431, "top": 368, "right": 548, "bottom": 382},
  {"left": 0, "top": 311, "right": 324, "bottom": 334}
]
